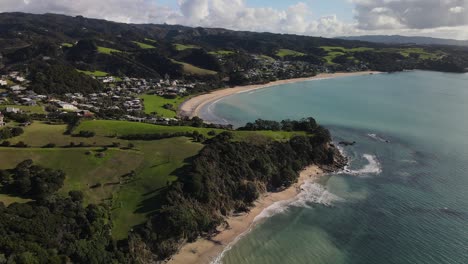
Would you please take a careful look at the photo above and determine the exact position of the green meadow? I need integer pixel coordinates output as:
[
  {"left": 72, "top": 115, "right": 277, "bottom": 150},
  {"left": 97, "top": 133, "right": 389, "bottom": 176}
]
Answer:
[
  {"left": 171, "top": 60, "right": 217, "bottom": 75},
  {"left": 77, "top": 69, "right": 109, "bottom": 77},
  {"left": 276, "top": 49, "right": 306, "bottom": 57},
  {"left": 140, "top": 94, "right": 188, "bottom": 118},
  {"left": 97, "top": 46, "right": 122, "bottom": 55},
  {"left": 174, "top": 43, "right": 200, "bottom": 51},
  {"left": 0, "top": 119, "right": 306, "bottom": 239},
  {"left": 132, "top": 41, "right": 156, "bottom": 49}
]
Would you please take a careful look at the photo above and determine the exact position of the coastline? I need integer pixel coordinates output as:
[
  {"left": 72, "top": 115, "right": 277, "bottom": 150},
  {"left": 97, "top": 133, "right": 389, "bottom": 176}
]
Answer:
[
  {"left": 178, "top": 71, "right": 381, "bottom": 119},
  {"left": 167, "top": 165, "right": 324, "bottom": 264}
]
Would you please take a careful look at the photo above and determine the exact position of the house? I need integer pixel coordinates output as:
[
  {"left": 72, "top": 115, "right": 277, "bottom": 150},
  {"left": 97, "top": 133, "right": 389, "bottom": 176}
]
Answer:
[
  {"left": 60, "top": 103, "right": 78, "bottom": 111},
  {"left": 10, "top": 85, "right": 26, "bottom": 92},
  {"left": 0, "top": 80, "right": 7, "bottom": 86},
  {"left": 5, "top": 107, "right": 20, "bottom": 114},
  {"left": 0, "top": 112, "right": 5, "bottom": 126}
]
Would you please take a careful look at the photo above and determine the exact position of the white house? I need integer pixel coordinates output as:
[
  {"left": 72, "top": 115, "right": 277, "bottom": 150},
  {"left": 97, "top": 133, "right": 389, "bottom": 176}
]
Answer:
[
  {"left": 0, "top": 80, "right": 7, "bottom": 86},
  {"left": 60, "top": 103, "right": 78, "bottom": 111},
  {"left": 0, "top": 112, "right": 5, "bottom": 127}
]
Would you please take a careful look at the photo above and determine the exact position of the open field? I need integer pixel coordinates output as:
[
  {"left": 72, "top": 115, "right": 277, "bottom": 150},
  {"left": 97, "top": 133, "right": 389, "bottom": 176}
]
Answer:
[
  {"left": 0, "top": 104, "right": 46, "bottom": 114},
  {"left": 111, "top": 137, "right": 203, "bottom": 239},
  {"left": 8, "top": 122, "right": 127, "bottom": 147},
  {"left": 76, "top": 120, "right": 306, "bottom": 141},
  {"left": 172, "top": 60, "right": 217, "bottom": 75},
  {"left": 276, "top": 49, "right": 306, "bottom": 57},
  {"left": 132, "top": 41, "right": 156, "bottom": 49},
  {"left": 208, "top": 50, "right": 235, "bottom": 56},
  {"left": 140, "top": 94, "right": 189, "bottom": 118},
  {"left": 320, "top": 46, "right": 374, "bottom": 64},
  {"left": 97, "top": 46, "right": 122, "bottom": 54},
  {"left": 383, "top": 47, "right": 444, "bottom": 60},
  {"left": 144, "top": 38, "right": 157, "bottom": 43},
  {"left": 77, "top": 69, "right": 109, "bottom": 77},
  {"left": 61, "top": 42, "right": 74, "bottom": 47},
  {"left": 0, "top": 118, "right": 307, "bottom": 239},
  {"left": 174, "top": 43, "right": 200, "bottom": 51}
]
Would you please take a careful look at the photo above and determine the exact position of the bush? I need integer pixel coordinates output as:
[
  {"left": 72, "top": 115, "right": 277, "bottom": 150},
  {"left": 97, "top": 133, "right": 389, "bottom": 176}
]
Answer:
[{"left": 42, "top": 143, "right": 56, "bottom": 148}]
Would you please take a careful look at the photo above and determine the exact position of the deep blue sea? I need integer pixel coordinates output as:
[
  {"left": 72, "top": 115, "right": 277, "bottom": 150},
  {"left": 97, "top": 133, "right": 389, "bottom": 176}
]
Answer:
[{"left": 200, "top": 71, "right": 468, "bottom": 264}]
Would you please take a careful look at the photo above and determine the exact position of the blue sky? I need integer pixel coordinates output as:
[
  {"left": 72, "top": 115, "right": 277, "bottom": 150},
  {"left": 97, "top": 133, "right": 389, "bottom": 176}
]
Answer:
[{"left": 1, "top": 0, "right": 468, "bottom": 39}]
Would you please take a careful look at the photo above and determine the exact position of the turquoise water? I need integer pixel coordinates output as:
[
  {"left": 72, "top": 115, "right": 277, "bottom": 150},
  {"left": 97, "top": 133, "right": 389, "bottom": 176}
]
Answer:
[{"left": 201, "top": 71, "right": 468, "bottom": 264}]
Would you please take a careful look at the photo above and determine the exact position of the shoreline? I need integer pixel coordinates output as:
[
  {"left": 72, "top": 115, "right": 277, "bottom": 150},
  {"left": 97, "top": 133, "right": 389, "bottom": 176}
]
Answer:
[
  {"left": 167, "top": 165, "right": 324, "bottom": 264},
  {"left": 178, "top": 71, "right": 381, "bottom": 119}
]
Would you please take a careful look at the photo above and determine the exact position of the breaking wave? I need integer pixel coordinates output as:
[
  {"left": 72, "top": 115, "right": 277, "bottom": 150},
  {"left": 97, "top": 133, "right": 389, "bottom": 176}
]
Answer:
[
  {"left": 344, "top": 154, "right": 382, "bottom": 175},
  {"left": 367, "top": 133, "right": 389, "bottom": 143},
  {"left": 211, "top": 180, "right": 342, "bottom": 264}
]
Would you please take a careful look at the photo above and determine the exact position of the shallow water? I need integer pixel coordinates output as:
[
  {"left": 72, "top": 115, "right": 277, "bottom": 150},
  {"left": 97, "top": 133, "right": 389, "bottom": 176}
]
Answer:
[{"left": 201, "top": 71, "right": 468, "bottom": 264}]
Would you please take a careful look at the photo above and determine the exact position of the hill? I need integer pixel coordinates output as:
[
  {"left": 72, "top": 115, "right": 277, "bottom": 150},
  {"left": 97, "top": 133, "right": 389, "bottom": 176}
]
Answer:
[{"left": 338, "top": 35, "right": 468, "bottom": 47}]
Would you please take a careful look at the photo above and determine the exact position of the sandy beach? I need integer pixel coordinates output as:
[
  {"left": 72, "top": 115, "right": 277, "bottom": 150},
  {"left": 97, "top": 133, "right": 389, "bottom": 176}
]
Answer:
[
  {"left": 178, "top": 71, "right": 380, "bottom": 119},
  {"left": 168, "top": 165, "right": 324, "bottom": 264}
]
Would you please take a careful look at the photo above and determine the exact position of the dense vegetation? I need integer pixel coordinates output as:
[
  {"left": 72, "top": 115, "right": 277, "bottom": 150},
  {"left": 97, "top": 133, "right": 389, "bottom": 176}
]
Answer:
[
  {"left": 1, "top": 13, "right": 467, "bottom": 95},
  {"left": 0, "top": 161, "right": 127, "bottom": 263},
  {"left": 130, "top": 120, "right": 343, "bottom": 260}
]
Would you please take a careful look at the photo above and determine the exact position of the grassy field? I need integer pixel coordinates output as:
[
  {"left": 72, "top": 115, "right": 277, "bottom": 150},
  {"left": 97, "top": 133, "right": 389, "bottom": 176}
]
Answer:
[
  {"left": 208, "top": 50, "right": 235, "bottom": 55},
  {"left": 320, "top": 46, "right": 375, "bottom": 64},
  {"left": 8, "top": 122, "right": 127, "bottom": 147},
  {"left": 0, "top": 104, "right": 46, "bottom": 114},
  {"left": 384, "top": 47, "right": 443, "bottom": 60},
  {"left": 171, "top": 60, "right": 217, "bottom": 75},
  {"left": 76, "top": 120, "right": 223, "bottom": 137},
  {"left": 97, "top": 46, "right": 122, "bottom": 55},
  {"left": 140, "top": 94, "right": 188, "bottom": 118},
  {"left": 0, "top": 118, "right": 308, "bottom": 239},
  {"left": 174, "top": 43, "right": 200, "bottom": 51},
  {"left": 61, "top": 42, "right": 74, "bottom": 48},
  {"left": 111, "top": 137, "right": 203, "bottom": 239},
  {"left": 76, "top": 120, "right": 306, "bottom": 141},
  {"left": 144, "top": 38, "right": 157, "bottom": 43},
  {"left": 132, "top": 41, "right": 156, "bottom": 49},
  {"left": 77, "top": 69, "right": 109, "bottom": 77},
  {"left": 276, "top": 49, "right": 306, "bottom": 57}
]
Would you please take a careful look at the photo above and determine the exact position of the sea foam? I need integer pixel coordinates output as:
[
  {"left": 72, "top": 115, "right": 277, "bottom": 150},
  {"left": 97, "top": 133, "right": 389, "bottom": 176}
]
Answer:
[
  {"left": 211, "top": 180, "right": 342, "bottom": 264},
  {"left": 344, "top": 154, "right": 382, "bottom": 175}
]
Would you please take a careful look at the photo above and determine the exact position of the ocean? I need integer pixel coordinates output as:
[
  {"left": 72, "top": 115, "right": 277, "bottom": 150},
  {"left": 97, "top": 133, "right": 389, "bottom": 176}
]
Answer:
[{"left": 200, "top": 71, "right": 468, "bottom": 264}]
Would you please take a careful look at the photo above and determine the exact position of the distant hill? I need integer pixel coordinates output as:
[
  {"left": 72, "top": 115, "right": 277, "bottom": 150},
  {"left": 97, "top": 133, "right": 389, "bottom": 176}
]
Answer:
[{"left": 338, "top": 35, "right": 468, "bottom": 47}]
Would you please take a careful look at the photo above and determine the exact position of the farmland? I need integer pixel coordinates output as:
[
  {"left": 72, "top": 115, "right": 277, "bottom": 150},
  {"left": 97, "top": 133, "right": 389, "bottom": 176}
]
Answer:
[{"left": 140, "top": 94, "right": 189, "bottom": 118}]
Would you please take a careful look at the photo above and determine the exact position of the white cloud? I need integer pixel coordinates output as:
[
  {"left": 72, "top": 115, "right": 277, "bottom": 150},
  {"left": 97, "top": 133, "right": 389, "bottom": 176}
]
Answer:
[
  {"left": 352, "top": 0, "right": 468, "bottom": 30},
  {"left": 0, "top": 0, "right": 467, "bottom": 39}
]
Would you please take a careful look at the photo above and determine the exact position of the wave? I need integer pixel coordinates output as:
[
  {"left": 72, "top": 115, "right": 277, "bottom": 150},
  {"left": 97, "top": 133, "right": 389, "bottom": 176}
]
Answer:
[
  {"left": 211, "top": 180, "right": 342, "bottom": 264},
  {"left": 367, "top": 133, "right": 390, "bottom": 143},
  {"left": 344, "top": 154, "right": 382, "bottom": 175}
]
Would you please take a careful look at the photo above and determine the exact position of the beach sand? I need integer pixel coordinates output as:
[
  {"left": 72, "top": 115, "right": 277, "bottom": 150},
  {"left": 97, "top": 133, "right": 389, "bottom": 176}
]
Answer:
[
  {"left": 178, "top": 71, "right": 380, "bottom": 119},
  {"left": 167, "top": 165, "right": 324, "bottom": 264}
]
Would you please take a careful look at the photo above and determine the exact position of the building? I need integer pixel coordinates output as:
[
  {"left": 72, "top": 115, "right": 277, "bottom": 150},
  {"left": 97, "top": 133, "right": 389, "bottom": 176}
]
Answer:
[
  {"left": 0, "top": 80, "right": 7, "bottom": 86},
  {"left": 5, "top": 107, "right": 20, "bottom": 114},
  {"left": 0, "top": 112, "right": 5, "bottom": 127}
]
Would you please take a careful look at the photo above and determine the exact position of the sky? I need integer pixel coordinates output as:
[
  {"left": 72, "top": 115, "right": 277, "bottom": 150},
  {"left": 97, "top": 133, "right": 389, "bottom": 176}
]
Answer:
[{"left": 1, "top": 0, "right": 468, "bottom": 40}]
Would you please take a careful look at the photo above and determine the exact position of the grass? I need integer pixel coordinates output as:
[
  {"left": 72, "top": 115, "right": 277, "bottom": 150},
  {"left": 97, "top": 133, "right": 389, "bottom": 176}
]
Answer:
[
  {"left": 61, "top": 42, "right": 74, "bottom": 48},
  {"left": 0, "top": 117, "right": 309, "bottom": 239},
  {"left": 0, "top": 105, "right": 46, "bottom": 114},
  {"left": 139, "top": 94, "right": 189, "bottom": 118},
  {"left": 320, "top": 46, "right": 375, "bottom": 64},
  {"left": 132, "top": 41, "right": 156, "bottom": 49},
  {"left": 174, "top": 43, "right": 200, "bottom": 51},
  {"left": 171, "top": 60, "right": 217, "bottom": 75},
  {"left": 8, "top": 122, "right": 127, "bottom": 147},
  {"left": 0, "top": 194, "right": 31, "bottom": 206},
  {"left": 208, "top": 50, "right": 235, "bottom": 56},
  {"left": 383, "top": 47, "right": 443, "bottom": 60},
  {"left": 77, "top": 69, "right": 109, "bottom": 77},
  {"left": 144, "top": 38, "right": 157, "bottom": 43},
  {"left": 76, "top": 120, "right": 223, "bottom": 137},
  {"left": 276, "top": 49, "right": 306, "bottom": 57},
  {"left": 0, "top": 147, "right": 142, "bottom": 205},
  {"left": 97, "top": 46, "right": 122, "bottom": 55},
  {"left": 76, "top": 120, "right": 306, "bottom": 142},
  {"left": 111, "top": 137, "right": 203, "bottom": 239}
]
